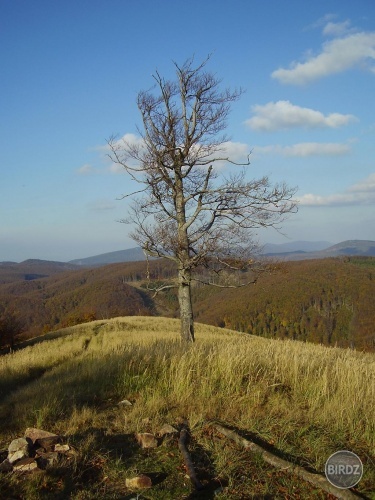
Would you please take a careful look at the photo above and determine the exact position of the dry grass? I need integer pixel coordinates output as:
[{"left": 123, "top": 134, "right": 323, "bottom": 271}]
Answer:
[{"left": 0, "top": 316, "right": 374, "bottom": 498}]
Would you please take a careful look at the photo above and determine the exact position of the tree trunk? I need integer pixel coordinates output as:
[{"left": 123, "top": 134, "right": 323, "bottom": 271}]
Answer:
[{"left": 178, "top": 269, "right": 195, "bottom": 343}]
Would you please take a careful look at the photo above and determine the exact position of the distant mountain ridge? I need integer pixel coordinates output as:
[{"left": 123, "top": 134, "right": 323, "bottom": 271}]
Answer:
[
  {"left": 69, "top": 241, "right": 331, "bottom": 266},
  {"left": 263, "top": 241, "right": 331, "bottom": 254},
  {"left": 264, "top": 240, "right": 375, "bottom": 260},
  {"left": 2, "top": 240, "right": 375, "bottom": 268},
  {"left": 68, "top": 240, "right": 375, "bottom": 266},
  {"left": 322, "top": 240, "right": 375, "bottom": 255},
  {"left": 69, "top": 247, "right": 147, "bottom": 266},
  {"left": 0, "top": 260, "right": 79, "bottom": 284}
]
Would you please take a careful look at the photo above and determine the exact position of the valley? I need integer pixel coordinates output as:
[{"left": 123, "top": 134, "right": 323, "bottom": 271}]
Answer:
[{"left": 1, "top": 250, "right": 374, "bottom": 352}]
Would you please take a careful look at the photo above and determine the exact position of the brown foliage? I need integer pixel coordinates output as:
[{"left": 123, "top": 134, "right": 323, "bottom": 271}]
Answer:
[
  {"left": 0, "top": 261, "right": 168, "bottom": 340},
  {"left": 0, "top": 307, "right": 23, "bottom": 349},
  {"left": 1, "top": 257, "right": 374, "bottom": 351},
  {"left": 193, "top": 257, "right": 375, "bottom": 351}
]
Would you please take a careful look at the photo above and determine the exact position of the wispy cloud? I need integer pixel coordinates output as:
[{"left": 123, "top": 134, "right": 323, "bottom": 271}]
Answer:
[
  {"left": 100, "top": 133, "right": 145, "bottom": 153},
  {"left": 256, "top": 142, "right": 350, "bottom": 157},
  {"left": 246, "top": 101, "right": 356, "bottom": 132},
  {"left": 108, "top": 163, "right": 126, "bottom": 174},
  {"left": 76, "top": 163, "right": 97, "bottom": 175},
  {"left": 348, "top": 172, "right": 375, "bottom": 193},
  {"left": 272, "top": 20, "right": 375, "bottom": 85},
  {"left": 216, "top": 141, "right": 250, "bottom": 164},
  {"left": 299, "top": 173, "right": 375, "bottom": 206},
  {"left": 100, "top": 133, "right": 146, "bottom": 174},
  {"left": 322, "top": 20, "right": 353, "bottom": 37}
]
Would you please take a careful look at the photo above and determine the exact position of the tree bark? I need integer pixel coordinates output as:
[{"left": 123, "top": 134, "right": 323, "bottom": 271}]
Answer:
[{"left": 178, "top": 269, "right": 195, "bottom": 342}]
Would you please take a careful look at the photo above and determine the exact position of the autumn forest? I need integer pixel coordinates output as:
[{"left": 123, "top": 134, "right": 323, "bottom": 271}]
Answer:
[{"left": 1, "top": 256, "right": 374, "bottom": 352}]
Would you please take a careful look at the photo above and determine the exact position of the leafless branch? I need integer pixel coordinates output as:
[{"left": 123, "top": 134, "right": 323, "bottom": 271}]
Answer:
[{"left": 110, "top": 56, "right": 298, "bottom": 342}]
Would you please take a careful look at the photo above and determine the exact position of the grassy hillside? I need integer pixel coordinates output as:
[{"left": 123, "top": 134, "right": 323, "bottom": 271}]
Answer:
[{"left": 0, "top": 317, "right": 374, "bottom": 498}]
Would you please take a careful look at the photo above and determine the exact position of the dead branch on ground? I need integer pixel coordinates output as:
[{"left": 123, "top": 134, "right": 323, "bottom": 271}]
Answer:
[
  {"left": 212, "top": 423, "right": 360, "bottom": 500},
  {"left": 178, "top": 425, "right": 204, "bottom": 491}
]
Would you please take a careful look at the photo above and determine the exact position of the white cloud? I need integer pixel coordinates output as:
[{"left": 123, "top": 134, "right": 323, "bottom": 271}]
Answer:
[
  {"left": 219, "top": 141, "right": 250, "bottom": 162},
  {"left": 299, "top": 173, "right": 375, "bottom": 206},
  {"left": 99, "top": 133, "right": 146, "bottom": 174},
  {"left": 256, "top": 142, "right": 350, "bottom": 157},
  {"left": 246, "top": 101, "right": 356, "bottom": 131},
  {"left": 348, "top": 173, "right": 375, "bottom": 193},
  {"left": 202, "top": 141, "right": 251, "bottom": 169},
  {"left": 323, "top": 20, "right": 352, "bottom": 37},
  {"left": 106, "top": 133, "right": 145, "bottom": 152},
  {"left": 108, "top": 162, "right": 126, "bottom": 174},
  {"left": 272, "top": 31, "right": 375, "bottom": 85},
  {"left": 76, "top": 163, "right": 97, "bottom": 175},
  {"left": 308, "top": 14, "right": 337, "bottom": 30}
]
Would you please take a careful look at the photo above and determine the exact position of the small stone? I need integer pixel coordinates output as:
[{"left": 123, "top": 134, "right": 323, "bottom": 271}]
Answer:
[
  {"left": 136, "top": 433, "right": 158, "bottom": 448},
  {"left": 54, "top": 443, "right": 70, "bottom": 452},
  {"left": 8, "top": 438, "right": 29, "bottom": 455},
  {"left": 8, "top": 450, "right": 27, "bottom": 464},
  {"left": 37, "top": 436, "right": 61, "bottom": 451},
  {"left": 13, "top": 458, "right": 38, "bottom": 472},
  {"left": 125, "top": 474, "right": 152, "bottom": 489},
  {"left": 159, "top": 424, "right": 178, "bottom": 437},
  {"left": 24, "top": 428, "right": 59, "bottom": 445},
  {"left": 35, "top": 451, "right": 59, "bottom": 468},
  {"left": 118, "top": 399, "right": 133, "bottom": 406},
  {"left": 8, "top": 438, "right": 30, "bottom": 463}
]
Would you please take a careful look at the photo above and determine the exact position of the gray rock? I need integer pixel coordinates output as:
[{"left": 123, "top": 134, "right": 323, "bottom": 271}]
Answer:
[
  {"left": 35, "top": 451, "right": 59, "bottom": 469},
  {"left": 8, "top": 438, "right": 30, "bottom": 464},
  {"left": 136, "top": 433, "right": 158, "bottom": 448},
  {"left": 8, "top": 437, "right": 29, "bottom": 455},
  {"left": 118, "top": 399, "right": 133, "bottom": 406},
  {"left": 37, "top": 436, "right": 61, "bottom": 451},
  {"left": 54, "top": 443, "right": 70, "bottom": 452},
  {"left": 159, "top": 424, "right": 178, "bottom": 437},
  {"left": 13, "top": 458, "right": 39, "bottom": 472},
  {"left": 24, "top": 427, "right": 59, "bottom": 445},
  {"left": 125, "top": 474, "right": 152, "bottom": 489}
]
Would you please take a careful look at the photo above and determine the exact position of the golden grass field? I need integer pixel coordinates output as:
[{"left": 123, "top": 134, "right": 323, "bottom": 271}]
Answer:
[{"left": 0, "top": 316, "right": 374, "bottom": 499}]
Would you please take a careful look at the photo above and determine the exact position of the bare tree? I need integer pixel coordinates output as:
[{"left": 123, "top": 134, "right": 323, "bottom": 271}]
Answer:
[{"left": 108, "top": 57, "right": 297, "bottom": 343}]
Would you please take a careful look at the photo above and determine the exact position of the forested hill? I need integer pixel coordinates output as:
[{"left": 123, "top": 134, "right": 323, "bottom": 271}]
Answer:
[
  {"left": 193, "top": 257, "right": 375, "bottom": 351},
  {"left": 0, "top": 259, "right": 79, "bottom": 284},
  {"left": 1, "top": 256, "right": 375, "bottom": 351},
  {"left": 0, "top": 263, "right": 158, "bottom": 340}
]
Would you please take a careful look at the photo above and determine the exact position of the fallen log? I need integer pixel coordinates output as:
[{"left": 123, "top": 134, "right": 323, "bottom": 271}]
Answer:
[
  {"left": 178, "top": 426, "right": 203, "bottom": 491},
  {"left": 213, "top": 423, "right": 360, "bottom": 500}
]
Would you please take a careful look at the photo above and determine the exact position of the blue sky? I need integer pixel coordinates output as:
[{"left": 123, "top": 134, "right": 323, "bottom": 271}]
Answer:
[{"left": 1, "top": 0, "right": 375, "bottom": 262}]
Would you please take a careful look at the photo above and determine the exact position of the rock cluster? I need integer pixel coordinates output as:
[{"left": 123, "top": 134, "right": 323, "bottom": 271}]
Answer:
[
  {"left": 0, "top": 427, "right": 74, "bottom": 473},
  {"left": 0, "top": 423, "right": 181, "bottom": 492}
]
